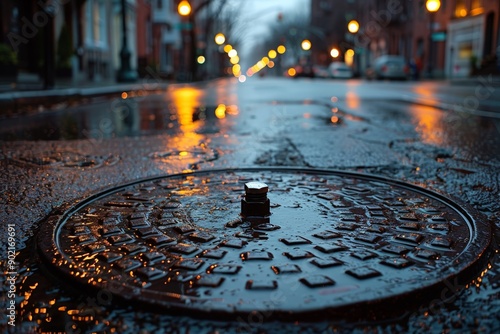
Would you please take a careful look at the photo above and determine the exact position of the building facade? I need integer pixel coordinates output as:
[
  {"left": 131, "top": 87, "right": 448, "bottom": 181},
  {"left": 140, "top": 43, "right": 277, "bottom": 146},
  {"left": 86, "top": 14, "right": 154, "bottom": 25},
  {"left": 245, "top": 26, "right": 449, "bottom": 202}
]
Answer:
[
  {"left": 0, "top": 0, "right": 172, "bottom": 87},
  {"left": 151, "top": 0, "right": 182, "bottom": 78},
  {"left": 310, "top": 0, "right": 500, "bottom": 78}
]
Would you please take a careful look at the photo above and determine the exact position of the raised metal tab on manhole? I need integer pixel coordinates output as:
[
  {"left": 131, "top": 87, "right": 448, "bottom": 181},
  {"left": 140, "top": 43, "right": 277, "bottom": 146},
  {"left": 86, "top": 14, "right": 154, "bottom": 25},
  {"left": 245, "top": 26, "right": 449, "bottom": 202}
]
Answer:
[{"left": 38, "top": 168, "right": 492, "bottom": 320}]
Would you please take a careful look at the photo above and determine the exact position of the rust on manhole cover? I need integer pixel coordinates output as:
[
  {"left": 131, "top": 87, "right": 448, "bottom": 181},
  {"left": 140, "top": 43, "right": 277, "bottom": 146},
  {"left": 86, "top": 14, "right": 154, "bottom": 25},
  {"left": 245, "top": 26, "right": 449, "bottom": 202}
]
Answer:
[{"left": 38, "top": 168, "right": 492, "bottom": 320}]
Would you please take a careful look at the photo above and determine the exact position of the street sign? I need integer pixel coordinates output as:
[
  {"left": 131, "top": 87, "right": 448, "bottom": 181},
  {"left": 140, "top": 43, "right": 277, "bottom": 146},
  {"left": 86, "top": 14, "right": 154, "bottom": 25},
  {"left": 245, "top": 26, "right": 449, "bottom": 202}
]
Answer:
[
  {"left": 175, "top": 22, "right": 193, "bottom": 30},
  {"left": 432, "top": 32, "right": 446, "bottom": 42}
]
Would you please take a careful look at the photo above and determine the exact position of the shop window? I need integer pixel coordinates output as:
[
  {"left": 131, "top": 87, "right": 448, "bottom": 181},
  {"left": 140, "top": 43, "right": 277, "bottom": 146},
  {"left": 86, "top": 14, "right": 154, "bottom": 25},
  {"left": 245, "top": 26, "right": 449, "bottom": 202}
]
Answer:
[
  {"left": 454, "top": 0, "right": 467, "bottom": 17},
  {"left": 471, "top": 0, "right": 482, "bottom": 10},
  {"left": 471, "top": 0, "right": 483, "bottom": 15}
]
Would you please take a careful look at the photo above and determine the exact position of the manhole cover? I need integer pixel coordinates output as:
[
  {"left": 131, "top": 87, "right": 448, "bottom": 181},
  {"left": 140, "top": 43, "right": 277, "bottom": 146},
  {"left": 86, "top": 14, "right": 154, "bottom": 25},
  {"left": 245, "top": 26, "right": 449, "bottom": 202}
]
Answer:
[{"left": 38, "top": 168, "right": 491, "bottom": 320}]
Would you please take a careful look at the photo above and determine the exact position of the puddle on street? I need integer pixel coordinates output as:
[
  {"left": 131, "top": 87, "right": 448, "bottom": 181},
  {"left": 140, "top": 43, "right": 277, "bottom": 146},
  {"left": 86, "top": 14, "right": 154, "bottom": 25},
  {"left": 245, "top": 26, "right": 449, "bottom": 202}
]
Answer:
[{"left": 0, "top": 93, "right": 238, "bottom": 142}]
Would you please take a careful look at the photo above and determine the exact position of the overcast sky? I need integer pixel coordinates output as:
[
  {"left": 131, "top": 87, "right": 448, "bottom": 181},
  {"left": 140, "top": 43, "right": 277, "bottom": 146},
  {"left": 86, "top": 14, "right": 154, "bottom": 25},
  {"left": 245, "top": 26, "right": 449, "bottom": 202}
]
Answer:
[{"left": 238, "top": 0, "right": 310, "bottom": 62}]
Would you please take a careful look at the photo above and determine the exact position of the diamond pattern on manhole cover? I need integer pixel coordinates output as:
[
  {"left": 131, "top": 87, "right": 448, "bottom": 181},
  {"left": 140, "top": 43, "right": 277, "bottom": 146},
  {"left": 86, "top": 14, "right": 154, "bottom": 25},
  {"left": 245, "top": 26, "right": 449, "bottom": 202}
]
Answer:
[{"left": 37, "top": 168, "right": 492, "bottom": 320}]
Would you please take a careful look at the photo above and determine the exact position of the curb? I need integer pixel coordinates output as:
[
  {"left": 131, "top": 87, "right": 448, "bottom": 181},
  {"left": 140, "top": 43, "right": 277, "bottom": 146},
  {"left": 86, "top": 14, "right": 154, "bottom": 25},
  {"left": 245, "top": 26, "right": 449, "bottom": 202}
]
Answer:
[
  {"left": 0, "top": 77, "right": 229, "bottom": 118},
  {"left": 0, "top": 82, "right": 170, "bottom": 118}
]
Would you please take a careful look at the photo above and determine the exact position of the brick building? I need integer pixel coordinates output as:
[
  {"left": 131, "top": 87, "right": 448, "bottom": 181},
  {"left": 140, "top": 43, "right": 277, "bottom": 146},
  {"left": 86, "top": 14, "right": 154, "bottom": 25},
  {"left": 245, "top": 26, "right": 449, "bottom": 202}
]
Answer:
[{"left": 310, "top": 0, "right": 500, "bottom": 78}]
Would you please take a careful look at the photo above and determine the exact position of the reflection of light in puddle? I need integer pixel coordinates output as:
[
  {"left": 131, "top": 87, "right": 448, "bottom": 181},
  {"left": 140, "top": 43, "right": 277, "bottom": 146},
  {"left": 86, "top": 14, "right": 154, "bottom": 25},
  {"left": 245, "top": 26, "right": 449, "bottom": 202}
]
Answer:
[
  {"left": 226, "top": 105, "right": 239, "bottom": 115},
  {"left": 345, "top": 91, "right": 360, "bottom": 109},
  {"left": 331, "top": 116, "right": 340, "bottom": 124},
  {"left": 172, "top": 87, "right": 203, "bottom": 130},
  {"left": 215, "top": 104, "right": 226, "bottom": 119},
  {"left": 409, "top": 105, "right": 444, "bottom": 145}
]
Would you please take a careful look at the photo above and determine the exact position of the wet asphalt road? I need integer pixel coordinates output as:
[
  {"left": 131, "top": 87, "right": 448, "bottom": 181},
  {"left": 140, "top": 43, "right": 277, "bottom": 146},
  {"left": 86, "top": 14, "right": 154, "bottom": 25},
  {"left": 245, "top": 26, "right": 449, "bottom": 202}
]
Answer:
[{"left": 1, "top": 77, "right": 499, "bottom": 333}]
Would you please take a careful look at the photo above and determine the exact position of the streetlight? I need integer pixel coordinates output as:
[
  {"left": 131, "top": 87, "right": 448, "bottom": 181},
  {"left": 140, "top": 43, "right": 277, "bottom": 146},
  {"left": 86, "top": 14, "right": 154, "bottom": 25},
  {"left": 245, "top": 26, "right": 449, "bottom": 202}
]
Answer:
[
  {"left": 347, "top": 20, "right": 360, "bottom": 76},
  {"left": 330, "top": 48, "right": 340, "bottom": 58},
  {"left": 177, "top": 0, "right": 213, "bottom": 81},
  {"left": 178, "top": 1, "right": 191, "bottom": 16},
  {"left": 117, "top": 0, "right": 138, "bottom": 82},
  {"left": 426, "top": 0, "right": 441, "bottom": 78},
  {"left": 347, "top": 20, "right": 359, "bottom": 34},
  {"left": 215, "top": 33, "right": 225, "bottom": 45},
  {"left": 426, "top": 0, "right": 441, "bottom": 12},
  {"left": 301, "top": 39, "right": 312, "bottom": 51}
]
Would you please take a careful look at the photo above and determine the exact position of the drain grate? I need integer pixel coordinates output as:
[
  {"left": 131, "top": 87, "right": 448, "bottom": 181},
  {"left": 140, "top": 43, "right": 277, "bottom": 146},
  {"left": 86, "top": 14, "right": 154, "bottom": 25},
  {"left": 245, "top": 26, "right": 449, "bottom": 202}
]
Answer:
[{"left": 37, "top": 168, "right": 491, "bottom": 320}]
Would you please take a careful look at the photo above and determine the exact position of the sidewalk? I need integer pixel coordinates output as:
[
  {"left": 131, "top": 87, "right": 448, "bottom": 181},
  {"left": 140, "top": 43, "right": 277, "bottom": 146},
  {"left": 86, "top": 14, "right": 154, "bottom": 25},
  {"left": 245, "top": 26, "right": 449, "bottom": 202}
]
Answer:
[
  {"left": 0, "top": 74, "right": 171, "bottom": 117},
  {"left": 448, "top": 73, "right": 500, "bottom": 87}
]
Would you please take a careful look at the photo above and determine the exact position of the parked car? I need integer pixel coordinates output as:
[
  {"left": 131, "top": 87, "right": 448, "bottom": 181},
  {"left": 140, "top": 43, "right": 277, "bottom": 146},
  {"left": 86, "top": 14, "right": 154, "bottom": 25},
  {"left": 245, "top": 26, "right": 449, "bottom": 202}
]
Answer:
[
  {"left": 293, "top": 63, "right": 315, "bottom": 78},
  {"left": 313, "top": 65, "right": 330, "bottom": 78},
  {"left": 328, "top": 62, "right": 353, "bottom": 79},
  {"left": 369, "top": 55, "right": 409, "bottom": 80}
]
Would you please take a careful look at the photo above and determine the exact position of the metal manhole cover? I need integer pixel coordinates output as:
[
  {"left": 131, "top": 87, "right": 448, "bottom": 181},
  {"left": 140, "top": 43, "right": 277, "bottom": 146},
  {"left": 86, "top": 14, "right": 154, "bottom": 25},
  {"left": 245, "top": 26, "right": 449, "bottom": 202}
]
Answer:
[{"left": 38, "top": 168, "right": 491, "bottom": 320}]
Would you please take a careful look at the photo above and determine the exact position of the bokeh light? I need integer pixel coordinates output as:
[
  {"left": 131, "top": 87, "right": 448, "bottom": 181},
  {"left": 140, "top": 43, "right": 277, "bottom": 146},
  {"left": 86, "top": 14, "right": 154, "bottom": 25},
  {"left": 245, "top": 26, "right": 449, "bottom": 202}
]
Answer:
[
  {"left": 330, "top": 48, "right": 340, "bottom": 58},
  {"left": 197, "top": 56, "right": 206, "bottom": 64},
  {"left": 214, "top": 33, "right": 225, "bottom": 45}
]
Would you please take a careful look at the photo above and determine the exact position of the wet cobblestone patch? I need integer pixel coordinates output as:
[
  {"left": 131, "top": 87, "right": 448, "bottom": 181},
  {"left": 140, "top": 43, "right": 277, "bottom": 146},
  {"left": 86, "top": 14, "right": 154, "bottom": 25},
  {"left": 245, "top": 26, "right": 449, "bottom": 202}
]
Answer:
[
  {"left": 37, "top": 168, "right": 492, "bottom": 320},
  {"left": 149, "top": 146, "right": 218, "bottom": 170},
  {"left": 8, "top": 149, "right": 119, "bottom": 168}
]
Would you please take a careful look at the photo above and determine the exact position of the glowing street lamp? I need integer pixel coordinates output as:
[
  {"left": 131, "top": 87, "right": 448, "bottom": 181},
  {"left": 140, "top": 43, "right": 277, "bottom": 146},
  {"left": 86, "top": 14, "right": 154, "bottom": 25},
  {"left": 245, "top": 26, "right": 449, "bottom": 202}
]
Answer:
[
  {"left": 330, "top": 48, "right": 340, "bottom": 58},
  {"left": 347, "top": 20, "right": 360, "bottom": 74},
  {"left": 178, "top": 0, "right": 191, "bottom": 16},
  {"left": 301, "top": 39, "right": 312, "bottom": 51},
  {"left": 426, "top": 0, "right": 441, "bottom": 12},
  {"left": 215, "top": 33, "right": 225, "bottom": 45},
  {"left": 426, "top": 0, "right": 441, "bottom": 77},
  {"left": 347, "top": 20, "right": 359, "bottom": 34}
]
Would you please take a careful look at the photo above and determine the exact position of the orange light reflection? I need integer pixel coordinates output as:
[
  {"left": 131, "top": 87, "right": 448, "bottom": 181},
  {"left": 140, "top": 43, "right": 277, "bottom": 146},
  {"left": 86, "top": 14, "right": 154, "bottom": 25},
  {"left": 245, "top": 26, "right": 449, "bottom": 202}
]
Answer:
[
  {"left": 409, "top": 104, "right": 444, "bottom": 145},
  {"left": 163, "top": 87, "right": 206, "bottom": 170},
  {"left": 345, "top": 91, "right": 360, "bottom": 109}
]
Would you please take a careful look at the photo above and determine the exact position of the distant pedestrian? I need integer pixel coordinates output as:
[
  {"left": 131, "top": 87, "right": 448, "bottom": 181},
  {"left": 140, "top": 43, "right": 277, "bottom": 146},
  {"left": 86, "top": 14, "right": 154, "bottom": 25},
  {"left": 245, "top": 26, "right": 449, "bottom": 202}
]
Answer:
[
  {"left": 409, "top": 59, "right": 418, "bottom": 80},
  {"left": 414, "top": 58, "right": 423, "bottom": 80}
]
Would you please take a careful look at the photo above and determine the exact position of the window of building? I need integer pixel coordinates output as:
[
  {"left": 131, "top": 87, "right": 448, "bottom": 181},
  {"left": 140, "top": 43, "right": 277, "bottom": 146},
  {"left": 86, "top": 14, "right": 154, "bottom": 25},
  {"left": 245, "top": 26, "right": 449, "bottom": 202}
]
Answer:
[
  {"left": 454, "top": 0, "right": 467, "bottom": 17},
  {"left": 85, "top": 0, "right": 107, "bottom": 47},
  {"left": 319, "top": 0, "right": 332, "bottom": 12},
  {"left": 471, "top": 0, "right": 483, "bottom": 15},
  {"left": 471, "top": 0, "right": 482, "bottom": 10}
]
